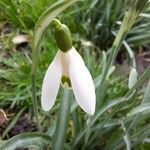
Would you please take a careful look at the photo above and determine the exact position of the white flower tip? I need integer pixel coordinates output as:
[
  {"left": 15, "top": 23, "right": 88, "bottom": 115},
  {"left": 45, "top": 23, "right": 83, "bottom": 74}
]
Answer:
[
  {"left": 76, "top": 93, "right": 96, "bottom": 115},
  {"left": 41, "top": 101, "right": 51, "bottom": 111},
  {"left": 85, "top": 97, "right": 96, "bottom": 115},
  {"left": 87, "top": 107, "right": 95, "bottom": 115},
  {"left": 41, "top": 93, "right": 54, "bottom": 111}
]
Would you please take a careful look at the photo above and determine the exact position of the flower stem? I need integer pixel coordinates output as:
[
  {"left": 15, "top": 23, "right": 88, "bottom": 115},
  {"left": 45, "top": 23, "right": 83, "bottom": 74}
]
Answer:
[
  {"left": 52, "top": 89, "right": 71, "bottom": 150},
  {"left": 72, "top": 109, "right": 80, "bottom": 136},
  {"left": 31, "top": 74, "right": 42, "bottom": 132},
  {"left": 97, "top": 7, "right": 139, "bottom": 107}
]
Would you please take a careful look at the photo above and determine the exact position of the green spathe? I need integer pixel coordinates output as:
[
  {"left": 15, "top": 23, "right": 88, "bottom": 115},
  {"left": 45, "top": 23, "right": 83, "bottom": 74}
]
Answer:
[{"left": 55, "top": 24, "right": 72, "bottom": 52}]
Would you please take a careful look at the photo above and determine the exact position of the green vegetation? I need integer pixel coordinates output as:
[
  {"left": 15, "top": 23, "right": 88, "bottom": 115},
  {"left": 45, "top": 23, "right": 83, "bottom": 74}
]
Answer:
[{"left": 0, "top": 0, "right": 150, "bottom": 149}]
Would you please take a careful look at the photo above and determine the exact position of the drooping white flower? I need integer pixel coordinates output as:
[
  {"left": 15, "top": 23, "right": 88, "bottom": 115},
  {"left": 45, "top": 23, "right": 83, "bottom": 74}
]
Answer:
[{"left": 41, "top": 47, "right": 96, "bottom": 115}]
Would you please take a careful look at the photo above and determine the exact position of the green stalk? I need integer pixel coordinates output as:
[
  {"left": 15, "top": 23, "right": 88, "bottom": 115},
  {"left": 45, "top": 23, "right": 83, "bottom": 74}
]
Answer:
[
  {"left": 31, "top": 74, "right": 42, "bottom": 132},
  {"left": 97, "top": 7, "right": 139, "bottom": 107},
  {"left": 72, "top": 108, "right": 80, "bottom": 136},
  {"left": 52, "top": 89, "right": 71, "bottom": 150}
]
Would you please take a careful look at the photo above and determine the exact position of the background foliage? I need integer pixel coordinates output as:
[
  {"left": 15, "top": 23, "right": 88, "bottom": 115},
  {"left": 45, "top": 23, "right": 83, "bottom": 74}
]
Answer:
[{"left": 0, "top": 0, "right": 150, "bottom": 149}]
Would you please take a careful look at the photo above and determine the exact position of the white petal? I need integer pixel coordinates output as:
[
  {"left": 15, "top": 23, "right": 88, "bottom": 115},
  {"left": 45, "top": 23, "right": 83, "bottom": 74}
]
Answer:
[
  {"left": 69, "top": 47, "right": 96, "bottom": 115},
  {"left": 41, "top": 51, "right": 62, "bottom": 111}
]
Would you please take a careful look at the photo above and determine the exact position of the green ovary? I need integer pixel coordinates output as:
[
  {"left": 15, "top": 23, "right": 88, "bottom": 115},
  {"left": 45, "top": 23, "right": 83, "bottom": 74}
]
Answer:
[{"left": 61, "top": 76, "right": 72, "bottom": 89}]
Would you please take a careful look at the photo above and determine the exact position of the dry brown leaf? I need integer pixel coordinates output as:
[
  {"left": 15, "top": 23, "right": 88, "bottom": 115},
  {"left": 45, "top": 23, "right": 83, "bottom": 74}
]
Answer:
[
  {"left": 0, "top": 109, "right": 8, "bottom": 126},
  {"left": 12, "top": 34, "right": 31, "bottom": 44}
]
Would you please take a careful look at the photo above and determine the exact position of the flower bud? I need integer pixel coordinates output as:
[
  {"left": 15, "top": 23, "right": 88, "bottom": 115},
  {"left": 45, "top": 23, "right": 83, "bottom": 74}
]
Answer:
[
  {"left": 128, "top": 68, "right": 138, "bottom": 89},
  {"left": 54, "top": 24, "right": 72, "bottom": 52}
]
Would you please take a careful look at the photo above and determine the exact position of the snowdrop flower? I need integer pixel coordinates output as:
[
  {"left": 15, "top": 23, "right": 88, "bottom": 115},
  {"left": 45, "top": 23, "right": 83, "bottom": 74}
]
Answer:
[{"left": 41, "top": 21, "right": 96, "bottom": 115}]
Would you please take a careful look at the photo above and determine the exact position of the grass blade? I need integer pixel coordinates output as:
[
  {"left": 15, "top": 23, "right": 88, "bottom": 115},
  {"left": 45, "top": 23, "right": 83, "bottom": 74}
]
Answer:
[
  {"left": 127, "top": 103, "right": 150, "bottom": 116},
  {"left": 2, "top": 107, "right": 26, "bottom": 139},
  {"left": 0, "top": 132, "right": 51, "bottom": 150}
]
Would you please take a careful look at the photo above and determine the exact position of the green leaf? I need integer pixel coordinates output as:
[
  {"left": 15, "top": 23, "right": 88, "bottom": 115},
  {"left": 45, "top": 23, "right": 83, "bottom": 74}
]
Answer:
[
  {"left": 121, "top": 120, "right": 131, "bottom": 150},
  {"left": 127, "top": 103, "right": 150, "bottom": 116},
  {"left": 91, "top": 98, "right": 126, "bottom": 126},
  {"left": 104, "top": 127, "right": 123, "bottom": 150},
  {"left": 52, "top": 89, "right": 71, "bottom": 150},
  {"left": 0, "top": 132, "right": 51, "bottom": 150},
  {"left": 139, "top": 13, "right": 150, "bottom": 18},
  {"left": 142, "top": 80, "right": 150, "bottom": 104},
  {"left": 123, "top": 41, "right": 136, "bottom": 67},
  {"left": 114, "top": 125, "right": 150, "bottom": 150},
  {"left": 127, "top": 32, "right": 150, "bottom": 46},
  {"left": 73, "top": 98, "right": 126, "bottom": 146},
  {"left": 127, "top": 80, "right": 150, "bottom": 130}
]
